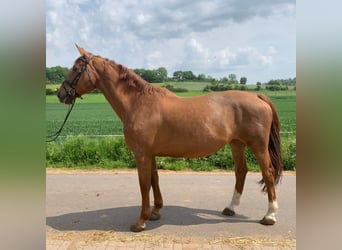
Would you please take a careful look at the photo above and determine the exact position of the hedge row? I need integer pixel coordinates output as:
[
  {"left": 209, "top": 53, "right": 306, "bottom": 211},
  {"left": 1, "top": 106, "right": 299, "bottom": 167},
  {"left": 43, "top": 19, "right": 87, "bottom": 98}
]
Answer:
[{"left": 46, "top": 136, "right": 296, "bottom": 171}]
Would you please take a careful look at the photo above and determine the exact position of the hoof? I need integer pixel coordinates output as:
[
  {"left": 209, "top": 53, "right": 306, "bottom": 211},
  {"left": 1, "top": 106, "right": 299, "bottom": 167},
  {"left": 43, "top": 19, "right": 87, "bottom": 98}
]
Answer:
[
  {"left": 222, "top": 207, "right": 235, "bottom": 216},
  {"left": 130, "top": 223, "right": 145, "bottom": 232},
  {"left": 150, "top": 212, "right": 161, "bottom": 221},
  {"left": 260, "top": 217, "right": 276, "bottom": 225}
]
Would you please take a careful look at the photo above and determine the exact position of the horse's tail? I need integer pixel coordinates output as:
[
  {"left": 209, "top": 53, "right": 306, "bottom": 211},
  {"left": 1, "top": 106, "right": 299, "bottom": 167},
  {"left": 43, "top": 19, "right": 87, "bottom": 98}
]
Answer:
[{"left": 257, "top": 94, "right": 283, "bottom": 192}]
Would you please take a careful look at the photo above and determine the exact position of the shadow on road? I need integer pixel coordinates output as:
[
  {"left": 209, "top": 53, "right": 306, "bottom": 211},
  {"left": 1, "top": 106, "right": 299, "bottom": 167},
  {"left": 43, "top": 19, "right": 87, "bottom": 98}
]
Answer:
[{"left": 47, "top": 205, "right": 259, "bottom": 232}]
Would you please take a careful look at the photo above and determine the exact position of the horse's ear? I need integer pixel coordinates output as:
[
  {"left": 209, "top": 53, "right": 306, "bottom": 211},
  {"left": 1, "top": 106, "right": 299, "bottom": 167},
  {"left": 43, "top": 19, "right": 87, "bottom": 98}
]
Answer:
[{"left": 75, "top": 43, "right": 90, "bottom": 57}]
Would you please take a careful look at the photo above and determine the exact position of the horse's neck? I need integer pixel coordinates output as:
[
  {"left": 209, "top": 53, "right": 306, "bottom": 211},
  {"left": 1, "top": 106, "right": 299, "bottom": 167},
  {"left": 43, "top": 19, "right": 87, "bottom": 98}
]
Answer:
[{"left": 97, "top": 74, "right": 135, "bottom": 121}]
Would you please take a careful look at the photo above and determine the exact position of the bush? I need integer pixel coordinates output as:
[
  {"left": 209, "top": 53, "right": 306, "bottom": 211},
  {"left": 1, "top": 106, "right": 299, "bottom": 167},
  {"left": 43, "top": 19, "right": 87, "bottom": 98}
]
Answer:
[
  {"left": 46, "top": 136, "right": 296, "bottom": 171},
  {"left": 266, "top": 85, "right": 289, "bottom": 91},
  {"left": 163, "top": 84, "right": 189, "bottom": 92},
  {"left": 282, "top": 137, "right": 296, "bottom": 170},
  {"left": 234, "top": 84, "right": 247, "bottom": 90},
  {"left": 203, "top": 84, "right": 233, "bottom": 92},
  {"left": 203, "top": 83, "right": 249, "bottom": 92},
  {"left": 46, "top": 137, "right": 135, "bottom": 168},
  {"left": 46, "top": 88, "right": 57, "bottom": 95}
]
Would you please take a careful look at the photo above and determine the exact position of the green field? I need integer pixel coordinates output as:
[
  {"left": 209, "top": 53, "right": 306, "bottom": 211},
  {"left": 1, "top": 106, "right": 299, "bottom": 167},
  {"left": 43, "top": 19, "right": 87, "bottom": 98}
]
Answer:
[{"left": 46, "top": 88, "right": 296, "bottom": 137}]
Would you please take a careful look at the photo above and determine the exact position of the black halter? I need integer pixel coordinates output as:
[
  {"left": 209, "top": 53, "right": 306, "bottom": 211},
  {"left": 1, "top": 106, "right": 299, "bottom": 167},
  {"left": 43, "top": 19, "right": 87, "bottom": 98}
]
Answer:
[{"left": 62, "top": 55, "right": 95, "bottom": 99}]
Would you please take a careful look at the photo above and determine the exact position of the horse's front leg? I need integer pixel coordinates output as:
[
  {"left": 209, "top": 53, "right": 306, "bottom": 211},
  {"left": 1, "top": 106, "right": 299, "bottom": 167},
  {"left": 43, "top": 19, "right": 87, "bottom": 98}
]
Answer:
[
  {"left": 150, "top": 157, "right": 163, "bottom": 220},
  {"left": 130, "top": 154, "right": 152, "bottom": 232}
]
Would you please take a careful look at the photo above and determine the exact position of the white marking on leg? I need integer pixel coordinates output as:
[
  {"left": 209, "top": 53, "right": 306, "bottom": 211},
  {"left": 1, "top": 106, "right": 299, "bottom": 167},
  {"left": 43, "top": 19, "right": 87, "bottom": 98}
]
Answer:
[
  {"left": 227, "top": 189, "right": 241, "bottom": 212},
  {"left": 264, "top": 200, "right": 278, "bottom": 222}
]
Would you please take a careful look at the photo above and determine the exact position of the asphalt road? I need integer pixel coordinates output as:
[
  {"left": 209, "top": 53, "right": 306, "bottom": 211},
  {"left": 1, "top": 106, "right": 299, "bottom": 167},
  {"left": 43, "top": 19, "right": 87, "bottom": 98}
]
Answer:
[{"left": 46, "top": 170, "right": 296, "bottom": 241}]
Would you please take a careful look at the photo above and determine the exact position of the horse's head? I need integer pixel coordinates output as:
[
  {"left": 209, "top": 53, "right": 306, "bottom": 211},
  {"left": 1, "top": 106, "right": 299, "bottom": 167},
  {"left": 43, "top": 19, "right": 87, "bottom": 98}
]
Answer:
[{"left": 57, "top": 44, "right": 97, "bottom": 104}]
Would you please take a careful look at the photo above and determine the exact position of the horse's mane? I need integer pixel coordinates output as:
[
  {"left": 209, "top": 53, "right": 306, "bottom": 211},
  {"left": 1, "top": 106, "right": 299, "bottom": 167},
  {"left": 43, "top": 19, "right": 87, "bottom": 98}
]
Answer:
[{"left": 104, "top": 58, "right": 168, "bottom": 95}]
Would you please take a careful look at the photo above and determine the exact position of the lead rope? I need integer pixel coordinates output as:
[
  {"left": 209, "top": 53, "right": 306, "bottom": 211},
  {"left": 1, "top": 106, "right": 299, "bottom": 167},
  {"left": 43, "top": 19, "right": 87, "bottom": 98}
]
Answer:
[
  {"left": 46, "top": 54, "right": 95, "bottom": 142},
  {"left": 46, "top": 101, "right": 75, "bottom": 142}
]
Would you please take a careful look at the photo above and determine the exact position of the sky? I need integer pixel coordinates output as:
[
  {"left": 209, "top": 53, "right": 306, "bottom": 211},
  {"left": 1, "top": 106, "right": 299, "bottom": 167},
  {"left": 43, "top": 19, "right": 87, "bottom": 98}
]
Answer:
[{"left": 46, "top": 0, "right": 296, "bottom": 84}]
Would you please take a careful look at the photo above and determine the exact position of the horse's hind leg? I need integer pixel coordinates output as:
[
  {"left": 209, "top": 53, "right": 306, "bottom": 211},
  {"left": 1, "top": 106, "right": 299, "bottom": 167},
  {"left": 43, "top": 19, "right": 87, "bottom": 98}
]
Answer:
[
  {"left": 223, "top": 140, "right": 248, "bottom": 216},
  {"left": 150, "top": 157, "right": 163, "bottom": 220},
  {"left": 252, "top": 147, "right": 278, "bottom": 225}
]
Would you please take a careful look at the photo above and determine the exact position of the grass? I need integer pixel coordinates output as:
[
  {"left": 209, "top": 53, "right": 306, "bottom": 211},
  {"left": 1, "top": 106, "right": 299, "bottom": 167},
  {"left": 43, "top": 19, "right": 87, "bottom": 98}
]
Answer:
[
  {"left": 46, "top": 136, "right": 296, "bottom": 171},
  {"left": 46, "top": 84, "right": 296, "bottom": 171},
  {"left": 46, "top": 102, "right": 121, "bottom": 136}
]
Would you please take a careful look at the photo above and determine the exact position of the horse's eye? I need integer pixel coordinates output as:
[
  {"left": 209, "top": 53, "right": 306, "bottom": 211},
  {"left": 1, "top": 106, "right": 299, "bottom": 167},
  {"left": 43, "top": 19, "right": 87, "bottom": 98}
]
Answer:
[{"left": 72, "top": 66, "right": 77, "bottom": 72}]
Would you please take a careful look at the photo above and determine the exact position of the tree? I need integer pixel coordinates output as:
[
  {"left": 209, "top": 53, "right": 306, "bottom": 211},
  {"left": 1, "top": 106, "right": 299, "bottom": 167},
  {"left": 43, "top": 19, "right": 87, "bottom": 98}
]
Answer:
[
  {"left": 221, "top": 77, "right": 228, "bottom": 83},
  {"left": 156, "top": 67, "right": 168, "bottom": 82},
  {"left": 133, "top": 68, "right": 167, "bottom": 83},
  {"left": 228, "top": 73, "right": 238, "bottom": 84},
  {"left": 267, "top": 79, "right": 282, "bottom": 86},
  {"left": 134, "top": 68, "right": 145, "bottom": 77},
  {"left": 197, "top": 73, "right": 206, "bottom": 81},
  {"left": 256, "top": 82, "right": 262, "bottom": 91},
  {"left": 206, "top": 75, "right": 214, "bottom": 82},
  {"left": 46, "top": 66, "right": 70, "bottom": 84},
  {"left": 173, "top": 71, "right": 183, "bottom": 81},
  {"left": 144, "top": 70, "right": 158, "bottom": 82},
  {"left": 240, "top": 77, "right": 247, "bottom": 85},
  {"left": 266, "top": 79, "right": 288, "bottom": 91},
  {"left": 182, "top": 70, "right": 196, "bottom": 81}
]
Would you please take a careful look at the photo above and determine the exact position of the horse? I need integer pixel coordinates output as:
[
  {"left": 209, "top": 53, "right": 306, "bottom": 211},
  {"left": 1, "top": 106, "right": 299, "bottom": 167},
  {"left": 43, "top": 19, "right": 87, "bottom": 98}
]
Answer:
[{"left": 57, "top": 44, "right": 282, "bottom": 232}]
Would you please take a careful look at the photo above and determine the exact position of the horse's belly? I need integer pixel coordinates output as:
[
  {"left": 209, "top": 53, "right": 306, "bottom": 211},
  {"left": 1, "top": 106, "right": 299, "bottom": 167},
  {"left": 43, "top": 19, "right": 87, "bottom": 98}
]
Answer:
[{"left": 153, "top": 137, "right": 227, "bottom": 158}]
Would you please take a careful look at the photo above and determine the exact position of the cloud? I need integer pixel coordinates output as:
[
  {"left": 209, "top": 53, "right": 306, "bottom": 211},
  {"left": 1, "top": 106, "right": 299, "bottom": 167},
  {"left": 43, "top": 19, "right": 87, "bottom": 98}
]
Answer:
[
  {"left": 179, "top": 39, "right": 236, "bottom": 72},
  {"left": 47, "top": 0, "right": 295, "bottom": 43},
  {"left": 46, "top": 0, "right": 296, "bottom": 83},
  {"left": 102, "top": 0, "right": 295, "bottom": 41},
  {"left": 178, "top": 38, "right": 277, "bottom": 73},
  {"left": 145, "top": 50, "right": 163, "bottom": 69},
  {"left": 260, "top": 55, "right": 273, "bottom": 66}
]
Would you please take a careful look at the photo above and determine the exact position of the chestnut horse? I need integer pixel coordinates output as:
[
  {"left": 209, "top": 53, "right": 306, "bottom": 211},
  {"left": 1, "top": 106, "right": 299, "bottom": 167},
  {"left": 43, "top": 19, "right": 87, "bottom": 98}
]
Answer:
[{"left": 57, "top": 45, "right": 282, "bottom": 232}]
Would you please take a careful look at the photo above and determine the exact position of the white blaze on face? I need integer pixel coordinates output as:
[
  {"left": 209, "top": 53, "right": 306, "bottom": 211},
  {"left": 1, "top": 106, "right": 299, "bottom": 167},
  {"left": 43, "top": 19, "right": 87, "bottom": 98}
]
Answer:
[{"left": 228, "top": 189, "right": 241, "bottom": 211}]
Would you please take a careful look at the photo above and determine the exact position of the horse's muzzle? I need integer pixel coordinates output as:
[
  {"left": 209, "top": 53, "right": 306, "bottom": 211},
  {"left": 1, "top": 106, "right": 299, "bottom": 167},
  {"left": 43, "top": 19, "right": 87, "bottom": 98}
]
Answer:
[{"left": 57, "top": 89, "right": 75, "bottom": 105}]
